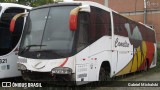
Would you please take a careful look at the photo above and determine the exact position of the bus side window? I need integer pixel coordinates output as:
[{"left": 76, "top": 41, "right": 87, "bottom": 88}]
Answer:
[
  {"left": 0, "top": 7, "right": 25, "bottom": 55},
  {"left": 89, "top": 6, "right": 111, "bottom": 44},
  {"left": 113, "top": 12, "right": 128, "bottom": 37},
  {"left": 76, "top": 12, "right": 90, "bottom": 52},
  {"left": 5, "top": 8, "right": 25, "bottom": 47}
]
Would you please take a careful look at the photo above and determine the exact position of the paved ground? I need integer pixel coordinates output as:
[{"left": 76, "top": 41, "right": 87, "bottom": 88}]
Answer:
[
  {"left": 0, "top": 68, "right": 160, "bottom": 90},
  {"left": 95, "top": 69, "right": 160, "bottom": 90},
  {"left": 120, "top": 70, "right": 160, "bottom": 81}
]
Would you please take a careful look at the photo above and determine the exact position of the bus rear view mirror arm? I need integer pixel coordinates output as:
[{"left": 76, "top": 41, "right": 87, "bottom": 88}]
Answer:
[
  {"left": 69, "top": 5, "right": 90, "bottom": 31},
  {"left": 79, "top": 5, "right": 91, "bottom": 12},
  {"left": 10, "top": 13, "right": 28, "bottom": 33}
]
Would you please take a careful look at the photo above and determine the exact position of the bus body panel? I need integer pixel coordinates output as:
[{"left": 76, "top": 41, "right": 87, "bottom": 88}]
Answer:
[
  {"left": 75, "top": 36, "right": 112, "bottom": 81},
  {"left": 0, "top": 52, "right": 21, "bottom": 78},
  {"left": 150, "top": 43, "right": 157, "bottom": 68},
  {"left": 0, "top": 3, "right": 31, "bottom": 79},
  {"left": 113, "top": 35, "right": 134, "bottom": 75},
  {"left": 18, "top": 56, "right": 75, "bottom": 73}
]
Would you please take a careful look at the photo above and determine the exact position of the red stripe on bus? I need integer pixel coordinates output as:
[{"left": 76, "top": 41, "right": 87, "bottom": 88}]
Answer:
[{"left": 59, "top": 57, "right": 69, "bottom": 67}]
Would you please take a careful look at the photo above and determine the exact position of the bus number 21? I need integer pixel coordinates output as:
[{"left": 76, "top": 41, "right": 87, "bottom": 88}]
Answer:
[{"left": 0, "top": 59, "right": 7, "bottom": 64}]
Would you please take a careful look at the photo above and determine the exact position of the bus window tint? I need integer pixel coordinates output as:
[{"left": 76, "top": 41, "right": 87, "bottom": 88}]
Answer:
[
  {"left": 113, "top": 12, "right": 156, "bottom": 43},
  {"left": 76, "top": 12, "right": 89, "bottom": 52},
  {"left": 0, "top": 7, "right": 25, "bottom": 55},
  {"left": 21, "top": 8, "right": 50, "bottom": 50},
  {"left": 41, "top": 6, "right": 75, "bottom": 56},
  {"left": 19, "top": 6, "right": 77, "bottom": 59},
  {"left": 113, "top": 12, "right": 128, "bottom": 37},
  {"left": 89, "top": 6, "right": 111, "bottom": 44}
]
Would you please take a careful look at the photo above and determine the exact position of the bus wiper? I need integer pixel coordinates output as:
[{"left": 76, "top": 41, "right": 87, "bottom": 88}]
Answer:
[{"left": 20, "top": 44, "right": 46, "bottom": 54}]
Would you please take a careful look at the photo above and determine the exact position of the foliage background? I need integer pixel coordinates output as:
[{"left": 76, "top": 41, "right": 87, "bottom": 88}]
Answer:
[{"left": 0, "top": 0, "right": 63, "bottom": 7}]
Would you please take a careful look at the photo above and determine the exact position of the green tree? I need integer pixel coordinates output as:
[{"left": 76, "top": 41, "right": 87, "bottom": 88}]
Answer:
[
  {"left": 0, "top": 0, "right": 16, "bottom": 3},
  {"left": 31, "top": 0, "right": 63, "bottom": 7},
  {"left": 0, "top": 0, "right": 64, "bottom": 7}
]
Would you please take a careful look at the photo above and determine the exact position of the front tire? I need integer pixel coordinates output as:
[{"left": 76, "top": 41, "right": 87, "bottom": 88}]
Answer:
[
  {"left": 21, "top": 71, "right": 30, "bottom": 81},
  {"left": 99, "top": 67, "right": 110, "bottom": 81}
]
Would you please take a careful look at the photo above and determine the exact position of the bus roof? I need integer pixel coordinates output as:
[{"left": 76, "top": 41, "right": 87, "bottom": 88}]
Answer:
[
  {"left": 32, "top": 3, "right": 81, "bottom": 10},
  {"left": 0, "top": 3, "right": 32, "bottom": 9},
  {"left": 31, "top": 1, "right": 119, "bottom": 13},
  {"left": 138, "top": 22, "right": 154, "bottom": 30},
  {"left": 63, "top": 1, "right": 112, "bottom": 12},
  {"left": 32, "top": 1, "right": 113, "bottom": 12}
]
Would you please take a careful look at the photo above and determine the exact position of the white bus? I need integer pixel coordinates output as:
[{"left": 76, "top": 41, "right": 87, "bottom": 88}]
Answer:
[
  {"left": 18, "top": 1, "right": 157, "bottom": 84},
  {"left": 0, "top": 3, "right": 31, "bottom": 79}
]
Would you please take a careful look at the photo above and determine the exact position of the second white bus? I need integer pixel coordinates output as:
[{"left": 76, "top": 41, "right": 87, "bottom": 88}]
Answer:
[
  {"left": 0, "top": 3, "right": 31, "bottom": 79},
  {"left": 18, "top": 1, "right": 157, "bottom": 84}
]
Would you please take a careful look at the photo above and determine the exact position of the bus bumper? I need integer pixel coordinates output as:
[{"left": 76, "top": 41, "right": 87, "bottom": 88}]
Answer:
[{"left": 21, "top": 70, "right": 76, "bottom": 82}]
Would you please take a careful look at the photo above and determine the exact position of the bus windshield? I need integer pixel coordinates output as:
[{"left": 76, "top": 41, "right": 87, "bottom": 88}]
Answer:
[
  {"left": 19, "top": 6, "right": 77, "bottom": 59},
  {"left": 0, "top": 7, "right": 25, "bottom": 55}
]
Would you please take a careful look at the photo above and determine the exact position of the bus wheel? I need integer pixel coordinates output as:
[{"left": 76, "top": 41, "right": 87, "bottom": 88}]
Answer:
[
  {"left": 99, "top": 67, "right": 110, "bottom": 81},
  {"left": 144, "top": 60, "right": 148, "bottom": 71},
  {"left": 21, "top": 71, "right": 30, "bottom": 81}
]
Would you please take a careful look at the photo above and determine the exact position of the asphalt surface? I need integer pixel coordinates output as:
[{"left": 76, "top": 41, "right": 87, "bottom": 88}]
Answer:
[
  {"left": 96, "top": 68, "right": 160, "bottom": 90},
  {"left": 0, "top": 68, "right": 160, "bottom": 90}
]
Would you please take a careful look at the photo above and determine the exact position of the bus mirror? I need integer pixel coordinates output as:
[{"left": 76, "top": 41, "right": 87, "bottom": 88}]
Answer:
[
  {"left": 69, "top": 7, "right": 80, "bottom": 31},
  {"left": 10, "top": 13, "right": 26, "bottom": 33},
  {"left": 69, "top": 5, "right": 90, "bottom": 31}
]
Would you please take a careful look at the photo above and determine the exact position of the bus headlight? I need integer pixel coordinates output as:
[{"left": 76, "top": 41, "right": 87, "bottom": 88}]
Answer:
[
  {"left": 18, "top": 64, "right": 27, "bottom": 70},
  {"left": 51, "top": 67, "right": 72, "bottom": 74}
]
